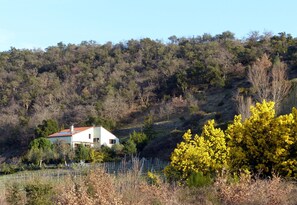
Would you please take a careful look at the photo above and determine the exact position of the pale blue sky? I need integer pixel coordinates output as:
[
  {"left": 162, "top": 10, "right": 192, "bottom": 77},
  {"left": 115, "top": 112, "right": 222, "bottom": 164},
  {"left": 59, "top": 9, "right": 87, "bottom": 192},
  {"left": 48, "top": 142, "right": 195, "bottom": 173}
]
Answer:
[{"left": 0, "top": 0, "right": 296, "bottom": 51}]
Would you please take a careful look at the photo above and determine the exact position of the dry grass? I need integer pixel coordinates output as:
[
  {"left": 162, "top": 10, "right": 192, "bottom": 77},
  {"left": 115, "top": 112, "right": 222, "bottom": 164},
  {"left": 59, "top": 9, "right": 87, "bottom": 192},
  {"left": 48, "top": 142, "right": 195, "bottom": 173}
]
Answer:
[
  {"left": 2, "top": 165, "right": 297, "bottom": 205},
  {"left": 53, "top": 165, "right": 180, "bottom": 205},
  {"left": 0, "top": 191, "right": 8, "bottom": 205},
  {"left": 54, "top": 169, "right": 123, "bottom": 205},
  {"left": 215, "top": 173, "right": 297, "bottom": 205},
  {"left": 115, "top": 171, "right": 180, "bottom": 205},
  {"left": 175, "top": 186, "right": 219, "bottom": 205}
]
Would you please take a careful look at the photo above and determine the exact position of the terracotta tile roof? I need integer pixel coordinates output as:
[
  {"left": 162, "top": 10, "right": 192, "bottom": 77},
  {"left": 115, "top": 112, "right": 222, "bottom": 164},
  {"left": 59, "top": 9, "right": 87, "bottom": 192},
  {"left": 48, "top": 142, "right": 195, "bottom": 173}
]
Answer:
[{"left": 48, "top": 127, "right": 93, "bottom": 138}]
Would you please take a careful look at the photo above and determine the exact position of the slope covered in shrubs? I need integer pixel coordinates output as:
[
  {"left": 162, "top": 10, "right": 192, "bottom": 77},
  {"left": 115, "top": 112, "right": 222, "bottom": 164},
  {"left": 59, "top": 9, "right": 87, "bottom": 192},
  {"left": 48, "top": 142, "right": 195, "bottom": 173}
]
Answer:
[{"left": 1, "top": 31, "right": 297, "bottom": 158}]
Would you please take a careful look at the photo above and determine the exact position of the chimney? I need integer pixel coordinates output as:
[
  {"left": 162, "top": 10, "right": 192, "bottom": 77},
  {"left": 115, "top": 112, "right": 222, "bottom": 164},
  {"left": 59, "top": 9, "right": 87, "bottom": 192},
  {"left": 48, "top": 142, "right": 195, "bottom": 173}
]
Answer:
[{"left": 70, "top": 125, "right": 74, "bottom": 133}]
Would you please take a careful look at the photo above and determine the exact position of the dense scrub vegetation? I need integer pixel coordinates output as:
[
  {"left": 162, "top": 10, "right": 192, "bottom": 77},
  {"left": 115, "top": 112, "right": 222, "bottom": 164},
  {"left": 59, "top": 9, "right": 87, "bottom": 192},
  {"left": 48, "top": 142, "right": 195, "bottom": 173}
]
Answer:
[
  {"left": 1, "top": 31, "right": 297, "bottom": 158},
  {"left": 2, "top": 163, "right": 297, "bottom": 205}
]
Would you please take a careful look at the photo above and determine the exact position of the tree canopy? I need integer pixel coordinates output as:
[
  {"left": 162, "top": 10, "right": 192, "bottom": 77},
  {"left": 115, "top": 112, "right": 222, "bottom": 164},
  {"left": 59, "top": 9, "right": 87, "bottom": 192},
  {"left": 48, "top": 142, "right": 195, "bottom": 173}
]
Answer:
[
  {"left": 0, "top": 31, "right": 297, "bottom": 152},
  {"left": 35, "top": 119, "right": 59, "bottom": 138}
]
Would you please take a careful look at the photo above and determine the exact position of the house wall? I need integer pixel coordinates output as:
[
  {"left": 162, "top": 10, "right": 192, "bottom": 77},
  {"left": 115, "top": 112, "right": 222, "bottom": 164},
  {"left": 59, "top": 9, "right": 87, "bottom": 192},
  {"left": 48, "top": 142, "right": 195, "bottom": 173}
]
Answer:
[
  {"left": 48, "top": 126, "right": 119, "bottom": 148},
  {"left": 48, "top": 136, "right": 72, "bottom": 145},
  {"left": 72, "top": 127, "right": 94, "bottom": 147},
  {"left": 93, "top": 127, "right": 101, "bottom": 147},
  {"left": 97, "top": 126, "right": 119, "bottom": 147}
]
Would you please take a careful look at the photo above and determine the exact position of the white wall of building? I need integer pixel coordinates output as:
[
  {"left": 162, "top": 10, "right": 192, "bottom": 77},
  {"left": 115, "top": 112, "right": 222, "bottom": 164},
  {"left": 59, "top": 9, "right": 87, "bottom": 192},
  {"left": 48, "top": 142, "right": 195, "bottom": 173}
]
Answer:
[
  {"left": 95, "top": 126, "right": 119, "bottom": 147},
  {"left": 48, "top": 126, "right": 119, "bottom": 148},
  {"left": 72, "top": 127, "right": 94, "bottom": 147}
]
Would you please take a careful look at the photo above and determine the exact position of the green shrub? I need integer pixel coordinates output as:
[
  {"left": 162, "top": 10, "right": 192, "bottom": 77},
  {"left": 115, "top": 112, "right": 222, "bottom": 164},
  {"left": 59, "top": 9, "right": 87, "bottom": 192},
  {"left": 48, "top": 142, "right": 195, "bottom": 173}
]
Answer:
[
  {"left": 24, "top": 181, "right": 53, "bottom": 205},
  {"left": 143, "top": 115, "right": 156, "bottom": 140},
  {"left": 129, "top": 131, "right": 148, "bottom": 151},
  {"left": 186, "top": 172, "right": 213, "bottom": 188},
  {"left": 35, "top": 119, "right": 59, "bottom": 138},
  {"left": 85, "top": 116, "right": 116, "bottom": 131},
  {"left": 123, "top": 139, "right": 137, "bottom": 156},
  {"left": 189, "top": 104, "right": 199, "bottom": 115},
  {"left": 6, "top": 183, "right": 25, "bottom": 205},
  {"left": 75, "top": 144, "right": 90, "bottom": 162},
  {"left": 97, "top": 146, "right": 115, "bottom": 162},
  {"left": 0, "top": 163, "right": 15, "bottom": 174},
  {"left": 89, "top": 149, "right": 104, "bottom": 163}
]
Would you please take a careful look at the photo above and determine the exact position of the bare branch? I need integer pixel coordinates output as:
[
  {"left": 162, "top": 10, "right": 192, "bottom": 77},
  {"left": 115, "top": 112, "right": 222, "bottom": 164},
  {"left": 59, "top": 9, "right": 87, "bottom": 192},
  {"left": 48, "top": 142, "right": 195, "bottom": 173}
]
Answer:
[
  {"left": 247, "top": 54, "right": 291, "bottom": 112},
  {"left": 271, "top": 59, "right": 291, "bottom": 111},
  {"left": 235, "top": 93, "right": 253, "bottom": 121},
  {"left": 247, "top": 54, "right": 271, "bottom": 102}
]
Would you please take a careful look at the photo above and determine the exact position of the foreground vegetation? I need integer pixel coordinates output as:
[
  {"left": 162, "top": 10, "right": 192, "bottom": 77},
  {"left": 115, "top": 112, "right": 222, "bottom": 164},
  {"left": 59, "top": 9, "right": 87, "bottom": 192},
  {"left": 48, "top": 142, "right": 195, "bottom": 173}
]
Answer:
[
  {"left": 166, "top": 101, "right": 297, "bottom": 183},
  {"left": 1, "top": 163, "right": 297, "bottom": 205},
  {"left": 2, "top": 101, "right": 297, "bottom": 204}
]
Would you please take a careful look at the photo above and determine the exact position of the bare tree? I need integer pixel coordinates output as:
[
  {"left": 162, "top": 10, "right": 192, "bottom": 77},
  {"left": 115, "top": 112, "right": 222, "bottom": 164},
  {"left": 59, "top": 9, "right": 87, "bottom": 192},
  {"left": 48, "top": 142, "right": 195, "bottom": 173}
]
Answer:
[
  {"left": 247, "top": 54, "right": 291, "bottom": 112},
  {"left": 102, "top": 93, "right": 129, "bottom": 121},
  {"left": 235, "top": 94, "right": 253, "bottom": 121},
  {"left": 271, "top": 58, "right": 291, "bottom": 111},
  {"left": 247, "top": 54, "right": 271, "bottom": 102}
]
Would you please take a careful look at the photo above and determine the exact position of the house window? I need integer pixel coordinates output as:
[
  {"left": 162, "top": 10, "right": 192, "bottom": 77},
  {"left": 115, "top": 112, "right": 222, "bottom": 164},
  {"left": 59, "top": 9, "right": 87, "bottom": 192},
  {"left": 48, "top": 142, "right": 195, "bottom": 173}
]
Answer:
[
  {"left": 109, "top": 139, "right": 116, "bottom": 144},
  {"left": 93, "top": 138, "right": 99, "bottom": 143},
  {"left": 89, "top": 134, "right": 91, "bottom": 139}
]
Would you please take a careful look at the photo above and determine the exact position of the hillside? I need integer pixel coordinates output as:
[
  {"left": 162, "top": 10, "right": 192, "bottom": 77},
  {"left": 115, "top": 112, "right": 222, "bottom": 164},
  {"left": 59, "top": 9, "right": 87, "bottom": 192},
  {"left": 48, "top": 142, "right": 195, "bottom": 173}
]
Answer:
[{"left": 0, "top": 31, "right": 297, "bottom": 160}]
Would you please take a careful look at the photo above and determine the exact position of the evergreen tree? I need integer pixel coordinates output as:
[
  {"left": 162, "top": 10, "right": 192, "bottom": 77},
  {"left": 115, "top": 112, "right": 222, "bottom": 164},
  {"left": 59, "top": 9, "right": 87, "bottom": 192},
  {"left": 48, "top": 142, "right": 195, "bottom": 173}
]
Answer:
[{"left": 35, "top": 119, "right": 59, "bottom": 138}]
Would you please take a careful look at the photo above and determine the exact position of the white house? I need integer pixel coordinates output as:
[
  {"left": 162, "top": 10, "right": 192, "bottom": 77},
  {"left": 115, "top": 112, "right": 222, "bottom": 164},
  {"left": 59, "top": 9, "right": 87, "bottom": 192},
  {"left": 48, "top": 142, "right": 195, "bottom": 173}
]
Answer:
[{"left": 47, "top": 125, "right": 119, "bottom": 148}]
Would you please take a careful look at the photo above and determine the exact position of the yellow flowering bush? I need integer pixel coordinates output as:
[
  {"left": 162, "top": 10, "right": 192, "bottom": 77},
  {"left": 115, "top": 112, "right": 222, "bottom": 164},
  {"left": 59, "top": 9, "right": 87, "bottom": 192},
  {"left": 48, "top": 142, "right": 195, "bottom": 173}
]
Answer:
[
  {"left": 147, "top": 171, "right": 161, "bottom": 186},
  {"left": 166, "top": 100, "right": 297, "bottom": 182},
  {"left": 227, "top": 100, "right": 297, "bottom": 177},
  {"left": 165, "top": 120, "right": 229, "bottom": 181}
]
